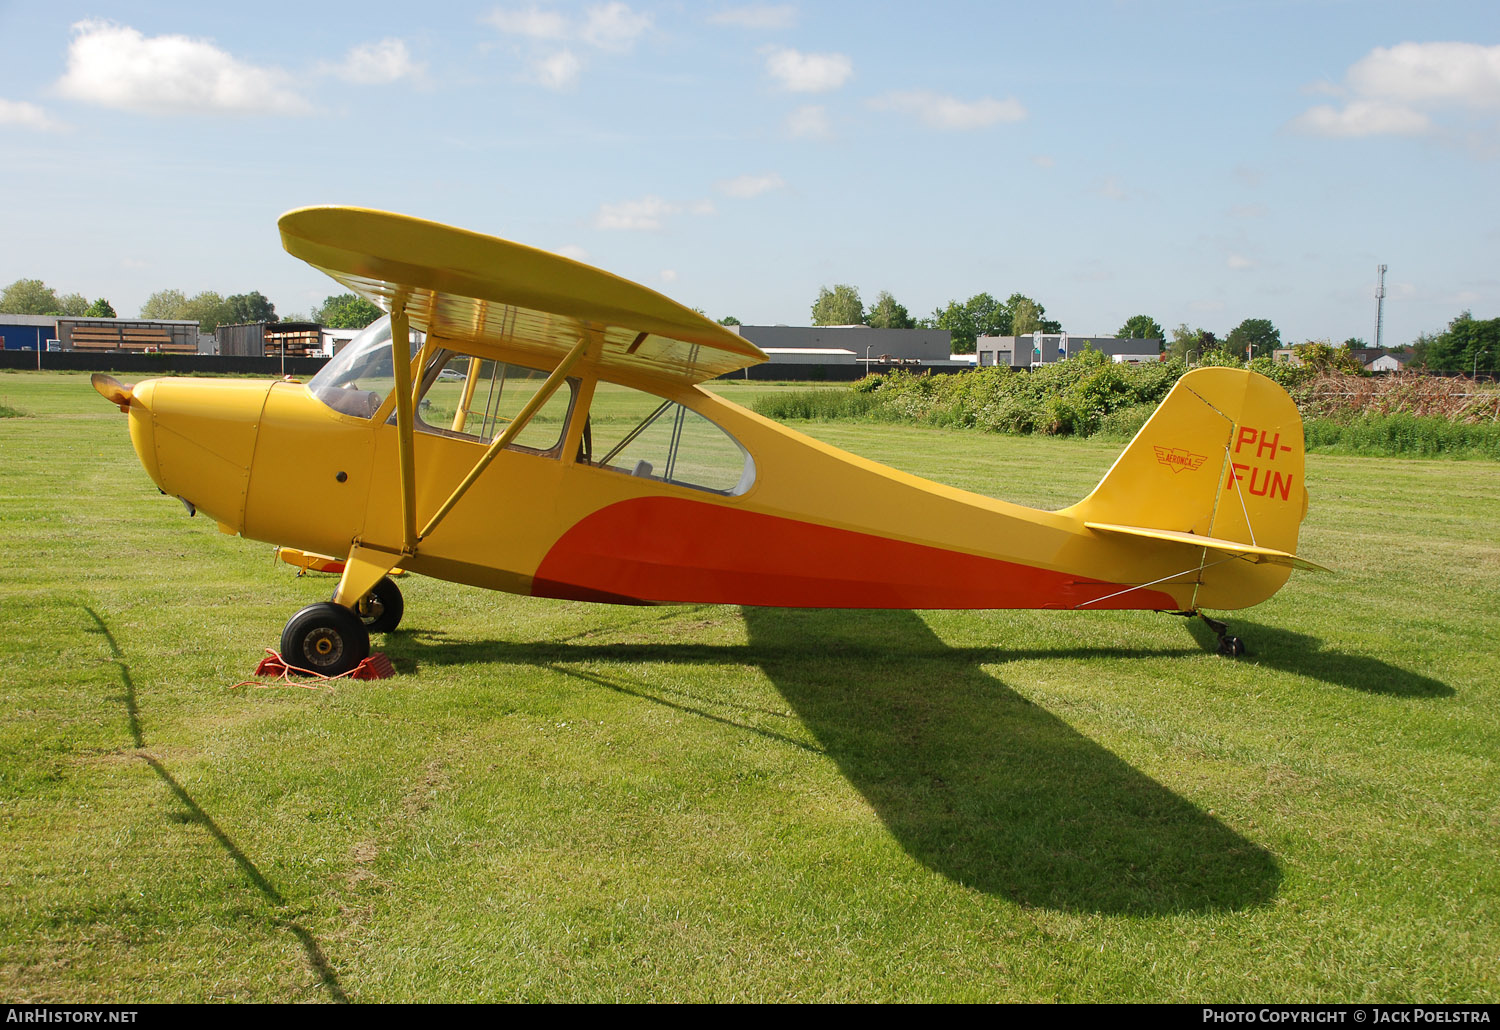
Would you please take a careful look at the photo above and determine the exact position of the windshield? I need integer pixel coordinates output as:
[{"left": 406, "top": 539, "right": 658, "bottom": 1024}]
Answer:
[{"left": 307, "top": 315, "right": 423, "bottom": 419}]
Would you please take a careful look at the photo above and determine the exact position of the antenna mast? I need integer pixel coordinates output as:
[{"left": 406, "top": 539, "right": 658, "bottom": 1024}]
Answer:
[{"left": 1374, "top": 264, "right": 1387, "bottom": 351}]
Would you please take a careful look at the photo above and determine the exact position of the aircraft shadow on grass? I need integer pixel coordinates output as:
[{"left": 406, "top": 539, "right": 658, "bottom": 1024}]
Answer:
[
  {"left": 81, "top": 605, "right": 350, "bottom": 1004},
  {"left": 387, "top": 603, "right": 1445, "bottom": 916},
  {"left": 1181, "top": 618, "right": 1453, "bottom": 698}
]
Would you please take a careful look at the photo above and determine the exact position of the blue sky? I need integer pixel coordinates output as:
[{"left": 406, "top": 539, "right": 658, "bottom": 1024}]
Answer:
[{"left": 1, "top": 1, "right": 1496, "bottom": 346}]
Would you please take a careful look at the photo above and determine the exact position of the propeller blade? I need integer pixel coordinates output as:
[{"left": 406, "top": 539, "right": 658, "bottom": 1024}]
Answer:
[{"left": 91, "top": 373, "right": 135, "bottom": 410}]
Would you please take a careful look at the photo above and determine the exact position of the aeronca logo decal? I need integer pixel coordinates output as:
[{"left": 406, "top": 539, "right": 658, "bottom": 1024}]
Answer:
[{"left": 1153, "top": 446, "right": 1208, "bottom": 473}]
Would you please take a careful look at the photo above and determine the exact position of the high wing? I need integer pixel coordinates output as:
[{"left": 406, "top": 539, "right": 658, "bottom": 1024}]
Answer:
[{"left": 278, "top": 206, "right": 766, "bottom": 385}]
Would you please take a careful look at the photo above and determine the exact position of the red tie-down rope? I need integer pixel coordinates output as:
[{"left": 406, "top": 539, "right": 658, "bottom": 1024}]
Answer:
[{"left": 231, "top": 649, "right": 396, "bottom": 690}]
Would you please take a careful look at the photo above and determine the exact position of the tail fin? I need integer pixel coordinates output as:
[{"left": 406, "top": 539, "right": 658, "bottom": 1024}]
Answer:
[{"left": 1063, "top": 368, "right": 1316, "bottom": 609}]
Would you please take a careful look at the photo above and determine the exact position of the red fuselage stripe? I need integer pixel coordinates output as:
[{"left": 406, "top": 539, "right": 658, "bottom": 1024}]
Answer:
[{"left": 532, "top": 497, "right": 1178, "bottom": 610}]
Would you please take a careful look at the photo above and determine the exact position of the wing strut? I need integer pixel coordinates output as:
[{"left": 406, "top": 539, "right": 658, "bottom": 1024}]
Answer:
[
  {"left": 417, "top": 333, "right": 591, "bottom": 542},
  {"left": 390, "top": 299, "right": 419, "bottom": 555}
]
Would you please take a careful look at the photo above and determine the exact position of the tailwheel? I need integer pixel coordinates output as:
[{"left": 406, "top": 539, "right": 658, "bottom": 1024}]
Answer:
[
  {"left": 354, "top": 576, "right": 404, "bottom": 633},
  {"left": 1218, "top": 635, "right": 1246, "bottom": 658},
  {"left": 1167, "top": 610, "right": 1248, "bottom": 658},
  {"left": 281, "top": 602, "right": 370, "bottom": 677}
]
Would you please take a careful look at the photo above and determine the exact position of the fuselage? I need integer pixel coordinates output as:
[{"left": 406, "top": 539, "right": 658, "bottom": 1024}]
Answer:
[{"left": 120, "top": 341, "right": 1299, "bottom": 614}]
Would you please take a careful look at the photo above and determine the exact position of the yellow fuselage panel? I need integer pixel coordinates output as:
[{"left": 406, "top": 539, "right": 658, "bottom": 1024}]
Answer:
[
  {"left": 242, "top": 384, "right": 376, "bottom": 553},
  {"left": 126, "top": 378, "right": 271, "bottom": 528}
]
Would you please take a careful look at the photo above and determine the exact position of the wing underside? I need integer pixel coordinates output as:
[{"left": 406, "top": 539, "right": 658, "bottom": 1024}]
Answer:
[{"left": 279, "top": 206, "right": 766, "bottom": 384}]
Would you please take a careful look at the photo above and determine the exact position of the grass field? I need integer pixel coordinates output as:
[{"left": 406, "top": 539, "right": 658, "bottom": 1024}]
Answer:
[{"left": 2, "top": 370, "right": 1497, "bottom": 1002}]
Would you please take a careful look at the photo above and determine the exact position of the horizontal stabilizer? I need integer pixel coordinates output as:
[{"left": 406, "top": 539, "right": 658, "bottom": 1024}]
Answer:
[{"left": 1084, "top": 522, "right": 1331, "bottom": 572}]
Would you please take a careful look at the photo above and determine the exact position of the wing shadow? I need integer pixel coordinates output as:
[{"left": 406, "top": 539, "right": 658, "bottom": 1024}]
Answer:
[
  {"left": 740, "top": 607, "right": 1280, "bottom": 915},
  {"left": 389, "top": 608, "right": 1282, "bottom": 915},
  {"left": 1182, "top": 618, "right": 1454, "bottom": 697}
]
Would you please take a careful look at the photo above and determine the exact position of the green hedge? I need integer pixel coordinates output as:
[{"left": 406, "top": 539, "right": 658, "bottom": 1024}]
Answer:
[{"left": 750, "top": 354, "right": 1498, "bottom": 458}]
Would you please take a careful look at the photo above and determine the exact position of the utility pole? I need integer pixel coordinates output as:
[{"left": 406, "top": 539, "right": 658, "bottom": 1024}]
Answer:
[{"left": 1374, "top": 264, "right": 1387, "bottom": 351}]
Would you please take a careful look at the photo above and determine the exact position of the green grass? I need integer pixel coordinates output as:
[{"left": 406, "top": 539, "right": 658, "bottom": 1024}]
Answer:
[
  {"left": 2, "top": 371, "right": 1497, "bottom": 1002},
  {"left": 1304, "top": 412, "right": 1500, "bottom": 459}
]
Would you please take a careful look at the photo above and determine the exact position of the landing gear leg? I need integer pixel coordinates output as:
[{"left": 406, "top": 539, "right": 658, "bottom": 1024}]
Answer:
[{"left": 1169, "top": 610, "right": 1246, "bottom": 657}]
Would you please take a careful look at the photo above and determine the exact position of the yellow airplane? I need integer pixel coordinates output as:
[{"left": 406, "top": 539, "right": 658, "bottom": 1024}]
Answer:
[{"left": 93, "top": 206, "right": 1323, "bottom": 675}]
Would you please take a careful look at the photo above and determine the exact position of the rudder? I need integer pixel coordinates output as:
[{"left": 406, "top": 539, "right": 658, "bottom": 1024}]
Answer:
[{"left": 1062, "top": 368, "right": 1310, "bottom": 609}]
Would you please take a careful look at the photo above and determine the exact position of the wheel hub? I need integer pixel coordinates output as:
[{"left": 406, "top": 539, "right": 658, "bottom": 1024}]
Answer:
[{"left": 304, "top": 627, "right": 343, "bottom": 666}]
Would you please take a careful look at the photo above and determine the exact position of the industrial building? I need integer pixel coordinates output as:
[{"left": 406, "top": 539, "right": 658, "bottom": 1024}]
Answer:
[
  {"left": 975, "top": 333, "right": 1163, "bottom": 368},
  {"left": 730, "top": 324, "right": 958, "bottom": 373},
  {"left": 0, "top": 314, "right": 203, "bottom": 353},
  {"left": 0, "top": 315, "right": 60, "bottom": 351},
  {"left": 59, "top": 318, "right": 201, "bottom": 354}
]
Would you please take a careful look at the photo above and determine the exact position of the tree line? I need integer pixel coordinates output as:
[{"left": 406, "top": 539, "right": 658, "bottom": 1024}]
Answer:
[
  {"left": 0, "top": 279, "right": 115, "bottom": 318},
  {"left": 1410, "top": 312, "right": 1499, "bottom": 375},
  {"left": 802, "top": 285, "right": 1070, "bottom": 351},
  {"left": 0, "top": 279, "right": 384, "bottom": 332},
  {"left": 799, "top": 285, "right": 1173, "bottom": 353},
  {"left": 6, "top": 273, "right": 1493, "bottom": 373},
  {"left": 799, "top": 283, "right": 1495, "bottom": 373}
]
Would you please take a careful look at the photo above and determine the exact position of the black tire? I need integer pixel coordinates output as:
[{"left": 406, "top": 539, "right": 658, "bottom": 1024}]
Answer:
[
  {"left": 355, "top": 576, "right": 404, "bottom": 633},
  {"left": 281, "top": 602, "right": 370, "bottom": 676},
  {"left": 1218, "top": 636, "right": 1246, "bottom": 658}
]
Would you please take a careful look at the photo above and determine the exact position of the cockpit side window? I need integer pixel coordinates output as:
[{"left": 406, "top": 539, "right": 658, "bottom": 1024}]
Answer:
[
  {"left": 584, "top": 382, "right": 755, "bottom": 495},
  {"left": 416, "top": 352, "right": 575, "bottom": 456}
]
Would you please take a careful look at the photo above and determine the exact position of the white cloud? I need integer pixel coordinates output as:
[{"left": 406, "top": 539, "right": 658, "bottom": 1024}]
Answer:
[
  {"left": 709, "top": 5, "right": 797, "bottom": 30},
  {"left": 582, "top": 2, "right": 652, "bottom": 51},
  {"left": 484, "top": 6, "right": 571, "bottom": 40},
  {"left": 327, "top": 38, "right": 424, "bottom": 84},
  {"left": 1229, "top": 203, "right": 1268, "bottom": 219},
  {"left": 1301, "top": 79, "right": 1344, "bottom": 97},
  {"left": 785, "top": 103, "right": 830, "bottom": 139},
  {"left": 484, "top": 3, "right": 650, "bottom": 87},
  {"left": 594, "top": 195, "right": 679, "bottom": 230},
  {"left": 0, "top": 98, "right": 67, "bottom": 131},
  {"left": 594, "top": 195, "right": 713, "bottom": 230},
  {"left": 1292, "top": 42, "right": 1500, "bottom": 138},
  {"left": 716, "top": 172, "right": 786, "bottom": 198},
  {"left": 533, "top": 50, "right": 583, "bottom": 89},
  {"left": 870, "top": 90, "right": 1025, "bottom": 130},
  {"left": 55, "top": 20, "right": 311, "bottom": 116},
  {"left": 764, "top": 48, "right": 852, "bottom": 92},
  {"left": 659, "top": 269, "right": 678, "bottom": 283},
  {"left": 1227, "top": 254, "right": 1254, "bottom": 270},
  {"left": 553, "top": 244, "right": 590, "bottom": 262},
  {"left": 1031, "top": 154, "right": 1055, "bottom": 168},
  {"left": 1098, "top": 177, "right": 1128, "bottom": 201},
  {"left": 1291, "top": 100, "right": 1431, "bottom": 137},
  {"left": 1348, "top": 42, "right": 1500, "bottom": 108}
]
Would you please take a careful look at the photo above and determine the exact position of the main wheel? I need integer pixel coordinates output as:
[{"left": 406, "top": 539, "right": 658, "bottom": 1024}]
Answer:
[
  {"left": 354, "top": 576, "right": 404, "bottom": 633},
  {"left": 281, "top": 602, "right": 370, "bottom": 676}
]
